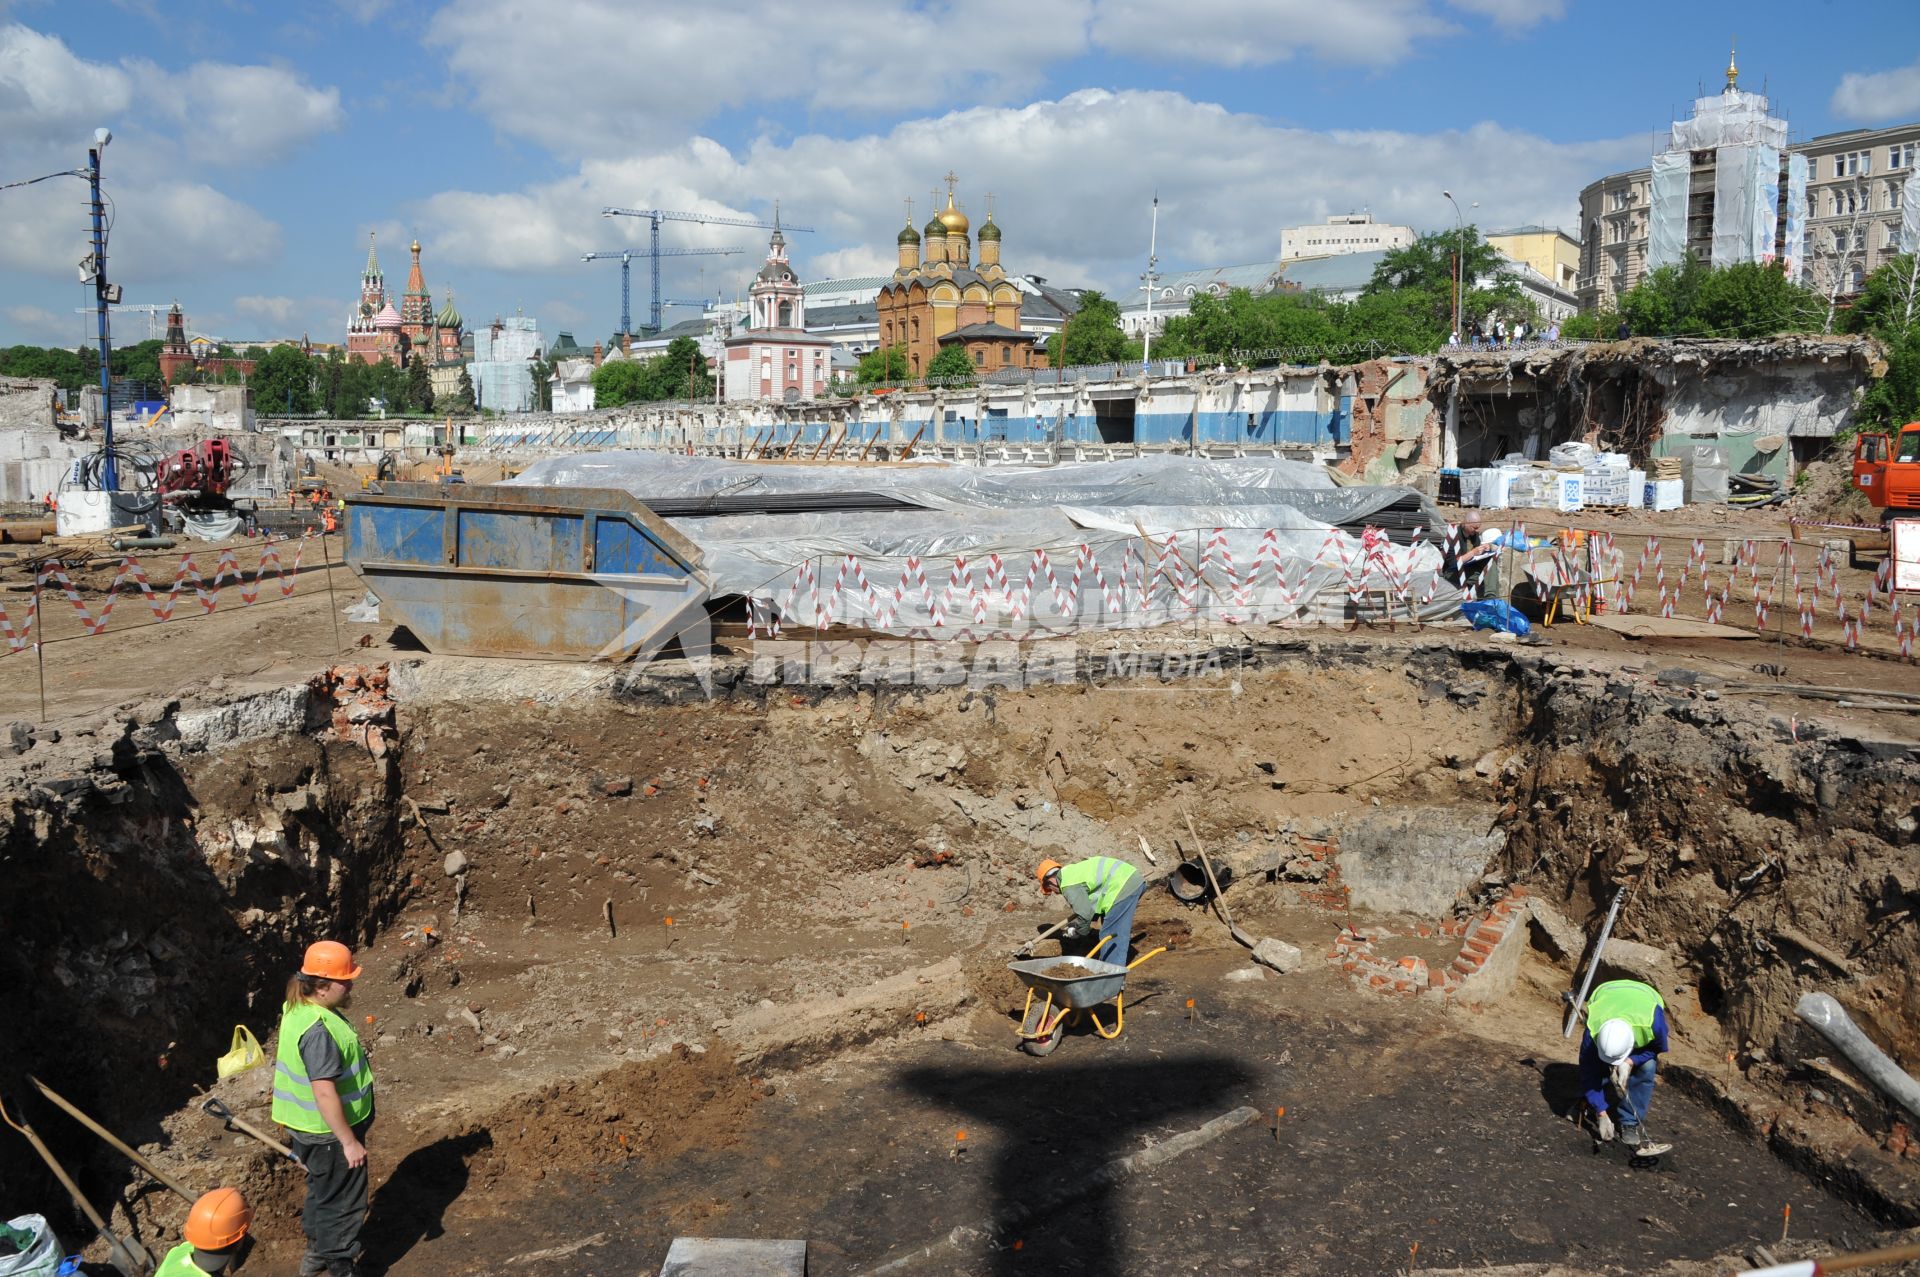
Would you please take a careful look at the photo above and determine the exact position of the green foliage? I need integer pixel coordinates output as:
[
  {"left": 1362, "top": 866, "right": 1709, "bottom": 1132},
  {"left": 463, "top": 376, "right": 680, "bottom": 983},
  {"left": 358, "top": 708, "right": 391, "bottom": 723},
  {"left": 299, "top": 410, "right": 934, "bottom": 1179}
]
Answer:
[
  {"left": 592, "top": 358, "right": 650, "bottom": 407},
  {"left": 454, "top": 366, "right": 476, "bottom": 414},
  {"left": 334, "top": 360, "right": 371, "bottom": 418},
  {"left": 925, "top": 344, "right": 976, "bottom": 385},
  {"left": 1614, "top": 258, "right": 1823, "bottom": 338},
  {"left": 857, "top": 343, "right": 909, "bottom": 385},
  {"left": 1843, "top": 254, "right": 1920, "bottom": 429},
  {"left": 590, "top": 338, "right": 714, "bottom": 407},
  {"left": 1366, "top": 229, "right": 1526, "bottom": 340},
  {"left": 1560, "top": 310, "right": 1623, "bottom": 341},
  {"left": 0, "top": 345, "right": 92, "bottom": 392},
  {"left": 1045, "top": 290, "right": 1135, "bottom": 367},
  {"left": 112, "top": 339, "right": 164, "bottom": 391},
  {"left": 529, "top": 358, "right": 551, "bottom": 412},
  {"left": 251, "top": 343, "right": 314, "bottom": 412},
  {"left": 407, "top": 353, "right": 434, "bottom": 414}
]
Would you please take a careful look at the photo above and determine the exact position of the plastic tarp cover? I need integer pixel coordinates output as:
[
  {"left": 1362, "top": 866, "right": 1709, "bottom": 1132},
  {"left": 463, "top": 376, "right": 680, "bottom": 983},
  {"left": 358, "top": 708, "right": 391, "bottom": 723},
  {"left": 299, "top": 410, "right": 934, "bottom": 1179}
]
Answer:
[
  {"left": 1713, "top": 144, "right": 1759, "bottom": 269},
  {"left": 1752, "top": 144, "right": 1781, "bottom": 264},
  {"left": 1902, "top": 170, "right": 1920, "bottom": 255},
  {"left": 1648, "top": 152, "right": 1690, "bottom": 271},
  {"left": 1784, "top": 154, "right": 1811, "bottom": 282}
]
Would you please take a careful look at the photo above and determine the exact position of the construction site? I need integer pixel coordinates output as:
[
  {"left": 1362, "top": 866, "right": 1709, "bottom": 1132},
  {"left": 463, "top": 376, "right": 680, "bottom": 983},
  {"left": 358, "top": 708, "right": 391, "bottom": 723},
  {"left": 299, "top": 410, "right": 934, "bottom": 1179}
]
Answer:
[{"left": 3, "top": 356, "right": 1920, "bottom": 1277}]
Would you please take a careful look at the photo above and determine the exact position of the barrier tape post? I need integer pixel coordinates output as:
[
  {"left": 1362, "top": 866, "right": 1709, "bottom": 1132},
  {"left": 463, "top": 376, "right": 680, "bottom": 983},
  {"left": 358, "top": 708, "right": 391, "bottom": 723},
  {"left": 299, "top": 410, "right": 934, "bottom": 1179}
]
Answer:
[
  {"left": 321, "top": 528, "right": 343, "bottom": 650},
  {"left": 33, "top": 565, "right": 46, "bottom": 722}
]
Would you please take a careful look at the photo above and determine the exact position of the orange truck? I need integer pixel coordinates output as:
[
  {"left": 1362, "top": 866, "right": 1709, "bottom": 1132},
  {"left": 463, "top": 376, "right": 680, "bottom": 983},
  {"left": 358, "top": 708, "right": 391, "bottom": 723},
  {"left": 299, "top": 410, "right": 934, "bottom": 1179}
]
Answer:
[{"left": 1854, "top": 423, "right": 1920, "bottom": 517}]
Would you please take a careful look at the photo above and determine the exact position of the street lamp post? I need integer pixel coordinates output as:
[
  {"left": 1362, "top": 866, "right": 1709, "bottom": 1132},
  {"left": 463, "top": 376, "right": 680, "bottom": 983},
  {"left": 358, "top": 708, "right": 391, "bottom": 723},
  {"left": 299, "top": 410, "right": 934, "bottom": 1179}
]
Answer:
[
  {"left": 88, "top": 129, "right": 117, "bottom": 490},
  {"left": 1140, "top": 196, "right": 1160, "bottom": 370},
  {"left": 1441, "top": 191, "right": 1466, "bottom": 347}
]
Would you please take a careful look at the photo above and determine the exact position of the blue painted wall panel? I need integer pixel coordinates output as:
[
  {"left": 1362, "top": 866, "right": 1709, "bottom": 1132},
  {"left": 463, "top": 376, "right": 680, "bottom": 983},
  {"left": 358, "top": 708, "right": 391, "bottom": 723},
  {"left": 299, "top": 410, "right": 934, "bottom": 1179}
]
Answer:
[
  {"left": 594, "top": 519, "right": 692, "bottom": 576},
  {"left": 458, "top": 510, "right": 583, "bottom": 572},
  {"left": 355, "top": 504, "right": 443, "bottom": 565}
]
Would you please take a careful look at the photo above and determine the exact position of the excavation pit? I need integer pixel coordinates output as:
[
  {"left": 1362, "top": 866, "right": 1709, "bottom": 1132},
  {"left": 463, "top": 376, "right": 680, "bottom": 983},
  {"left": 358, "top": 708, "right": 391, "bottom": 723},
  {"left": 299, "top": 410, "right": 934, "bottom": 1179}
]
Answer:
[{"left": 4, "top": 630, "right": 1918, "bottom": 1276}]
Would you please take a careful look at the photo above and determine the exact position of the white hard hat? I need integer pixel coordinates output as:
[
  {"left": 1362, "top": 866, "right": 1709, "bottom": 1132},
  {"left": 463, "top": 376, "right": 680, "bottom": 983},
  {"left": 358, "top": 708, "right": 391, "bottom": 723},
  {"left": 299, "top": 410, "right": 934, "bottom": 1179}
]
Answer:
[
  {"left": 1479, "top": 529, "right": 1503, "bottom": 547},
  {"left": 1595, "top": 1018, "right": 1635, "bottom": 1065}
]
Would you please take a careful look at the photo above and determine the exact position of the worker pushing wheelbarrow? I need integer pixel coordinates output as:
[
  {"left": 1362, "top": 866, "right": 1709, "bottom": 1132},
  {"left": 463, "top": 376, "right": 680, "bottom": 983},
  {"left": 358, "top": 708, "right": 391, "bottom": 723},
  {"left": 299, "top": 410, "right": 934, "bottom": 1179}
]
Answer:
[{"left": 1011, "top": 857, "right": 1166, "bottom": 1056}]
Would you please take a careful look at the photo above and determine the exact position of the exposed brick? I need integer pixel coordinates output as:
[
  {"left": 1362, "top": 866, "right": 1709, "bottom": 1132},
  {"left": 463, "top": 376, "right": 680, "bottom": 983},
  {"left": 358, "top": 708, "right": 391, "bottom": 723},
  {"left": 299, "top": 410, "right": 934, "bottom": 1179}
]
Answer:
[
  {"left": 1506, "top": 885, "right": 1529, "bottom": 899},
  {"left": 1463, "top": 938, "right": 1495, "bottom": 958},
  {"left": 1472, "top": 925, "right": 1505, "bottom": 945},
  {"left": 1428, "top": 969, "right": 1447, "bottom": 989},
  {"left": 1368, "top": 975, "right": 1388, "bottom": 989}
]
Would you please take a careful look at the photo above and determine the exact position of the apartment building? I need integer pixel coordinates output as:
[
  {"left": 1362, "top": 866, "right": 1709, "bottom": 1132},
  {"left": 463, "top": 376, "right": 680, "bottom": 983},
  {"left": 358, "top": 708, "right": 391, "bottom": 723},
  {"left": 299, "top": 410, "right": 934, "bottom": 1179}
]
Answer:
[
  {"left": 1577, "top": 61, "right": 1919, "bottom": 312},
  {"left": 1279, "top": 213, "right": 1415, "bottom": 260}
]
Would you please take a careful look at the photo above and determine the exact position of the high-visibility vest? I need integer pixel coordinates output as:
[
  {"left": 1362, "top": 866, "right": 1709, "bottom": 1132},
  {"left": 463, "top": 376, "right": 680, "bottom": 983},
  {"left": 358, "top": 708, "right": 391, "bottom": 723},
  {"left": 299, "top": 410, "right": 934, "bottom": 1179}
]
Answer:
[
  {"left": 272, "top": 1002, "right": 375, "bottom": 1134},
  {"left": 155, "top": 1242, "right": 200, "bottom": 1276},
  {"left": 1059, "top": 857, "right": 1139, "bottom": 916},
  {"left": 1584, "top": 979, "right": 1665, "bottom": 1050}
]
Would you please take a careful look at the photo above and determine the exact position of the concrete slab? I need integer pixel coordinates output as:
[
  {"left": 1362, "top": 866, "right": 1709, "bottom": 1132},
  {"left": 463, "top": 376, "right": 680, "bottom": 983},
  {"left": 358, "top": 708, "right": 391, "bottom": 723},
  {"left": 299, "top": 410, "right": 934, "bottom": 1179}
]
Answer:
[
  {"left": 1337, "top": 804, "right": 1505, "bottom": 916},
  {"left": 1588, "top": 614, "right": 1758, "bottom": 641},
  {"left": 658, "top": 1237, "right": 807, "bottom": 1277}
]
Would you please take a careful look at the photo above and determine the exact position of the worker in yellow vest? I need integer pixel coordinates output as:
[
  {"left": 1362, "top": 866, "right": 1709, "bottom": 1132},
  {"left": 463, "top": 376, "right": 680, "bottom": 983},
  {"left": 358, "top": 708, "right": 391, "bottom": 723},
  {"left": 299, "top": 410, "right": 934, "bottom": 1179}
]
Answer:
[
  {"left": 154, "top": 1188, "right": 253, "bottom": 1274},
  {"left": 1579, "top": 978, "right": 1671, "bottom": 1155},
  {"left": 274, "top": 941, "right": 376, "bottom": 1277},
  {"left": 1036, "top": 856, "right": 1146, "bottom": 966}
]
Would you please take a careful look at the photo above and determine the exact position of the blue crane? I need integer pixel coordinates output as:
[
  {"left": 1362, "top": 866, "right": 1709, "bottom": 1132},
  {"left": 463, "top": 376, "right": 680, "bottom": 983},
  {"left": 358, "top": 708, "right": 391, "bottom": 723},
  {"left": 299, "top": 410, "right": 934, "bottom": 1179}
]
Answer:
[
  {"left": 582, "top": 247, "right": 741, "bottom": 339},
  {"left": 600, "top": 205, "right": 814, "bottom": 334}
]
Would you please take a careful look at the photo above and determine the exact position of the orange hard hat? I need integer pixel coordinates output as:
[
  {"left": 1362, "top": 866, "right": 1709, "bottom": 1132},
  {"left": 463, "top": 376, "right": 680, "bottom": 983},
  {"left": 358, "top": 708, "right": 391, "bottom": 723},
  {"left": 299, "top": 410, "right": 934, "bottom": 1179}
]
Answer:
[
  {"left": 1035, "top": 859, "right": 1063, "bottom": 887},
  {"left": 300, "top": 940, "right": 362, "bottom": 981},
  {"left": 184, "top": 1186, "right": 252, "bottom": 1250}
]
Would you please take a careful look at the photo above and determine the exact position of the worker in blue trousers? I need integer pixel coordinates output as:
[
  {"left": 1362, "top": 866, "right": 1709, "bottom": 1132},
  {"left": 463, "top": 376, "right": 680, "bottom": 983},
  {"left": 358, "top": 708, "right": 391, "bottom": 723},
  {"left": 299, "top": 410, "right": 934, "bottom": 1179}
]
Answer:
[
  {"left": 1036, "top": 855, "right": 1146, "bottom": 966},
  {"left": 1579, "top": 978, "right": 1672, "bottom": 1156}
]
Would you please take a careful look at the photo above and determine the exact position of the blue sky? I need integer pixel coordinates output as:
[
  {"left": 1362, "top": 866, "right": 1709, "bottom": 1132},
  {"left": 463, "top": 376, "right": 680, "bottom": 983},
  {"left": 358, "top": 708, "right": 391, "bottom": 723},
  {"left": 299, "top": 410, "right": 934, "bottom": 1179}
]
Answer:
[{"left": 3, "top": 0, "right": 1918, "bottom": 350}]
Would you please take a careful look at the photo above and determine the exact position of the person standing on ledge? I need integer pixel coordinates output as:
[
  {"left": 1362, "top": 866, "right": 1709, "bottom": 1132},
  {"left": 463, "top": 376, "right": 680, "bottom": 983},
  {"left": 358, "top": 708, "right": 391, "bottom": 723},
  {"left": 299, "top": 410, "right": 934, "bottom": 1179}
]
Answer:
[{"left": 274, "top": 941, "right": 376, "bottom": 1277}]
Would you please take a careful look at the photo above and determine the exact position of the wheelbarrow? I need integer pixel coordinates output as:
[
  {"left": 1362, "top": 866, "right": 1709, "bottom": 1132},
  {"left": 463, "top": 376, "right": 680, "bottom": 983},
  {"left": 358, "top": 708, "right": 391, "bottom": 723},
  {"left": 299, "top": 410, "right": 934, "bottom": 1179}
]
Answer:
[{"left": 1009, "top": 935, "right": 1166, "bottom": 1056}]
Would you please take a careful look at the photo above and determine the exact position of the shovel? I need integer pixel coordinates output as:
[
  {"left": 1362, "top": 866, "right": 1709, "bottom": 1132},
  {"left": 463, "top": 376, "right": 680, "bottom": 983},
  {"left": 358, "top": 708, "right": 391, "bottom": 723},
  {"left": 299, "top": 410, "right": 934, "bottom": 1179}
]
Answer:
[
  {"left": 1013, "top": 916, "right": 1074, "bottom": 959},
  {"left": 30, "top": 1076, "right": 196, "bottom": 1203},
  {"left": 1183, "top": 809, "right": 1256, "bottom": 949},
  {"left": 199, "top": 1097, "right": 305, "bottom": 1170},
  {"left": 0, "top": 1092, "right": 154, "bottom": 1277}
]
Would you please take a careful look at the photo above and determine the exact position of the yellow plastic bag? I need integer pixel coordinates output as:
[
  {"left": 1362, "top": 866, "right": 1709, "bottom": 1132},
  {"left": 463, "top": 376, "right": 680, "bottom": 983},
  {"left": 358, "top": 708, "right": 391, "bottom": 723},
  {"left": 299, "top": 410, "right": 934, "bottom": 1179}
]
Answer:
[{"left": 215, "top": 1025, "right": 265, "bottom": 1079}]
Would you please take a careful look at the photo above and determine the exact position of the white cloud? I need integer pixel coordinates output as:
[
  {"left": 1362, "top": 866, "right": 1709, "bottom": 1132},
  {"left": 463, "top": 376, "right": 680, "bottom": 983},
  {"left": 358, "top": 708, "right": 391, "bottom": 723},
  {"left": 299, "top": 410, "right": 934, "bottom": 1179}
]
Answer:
[
  {"left": 332, "top": 0, "right": 393, "bottom": 20},
  {"left": 233, "top": 295, "right": 300, "bottom": 326},
  {"left": 0, "top": 173, "right": 281, "bottom": 282},
  {"left": 0, "top": 22, "right": 133, "bottom": 146},
  {"left": 129, "top": 60, "right": 343, "bottom": 163},
  {"left": 426, "top": 0, "right": 1082, "bottom": 156},
  {"left": 414, "top": 89, "right": 1643, "bottom": 308},
  {"left": 1831, "top": 57, "right": 1920, "bottom": 124},
  {"left": 1446, "top": 0, "right": 1566, "bottom": 33},
  {"left": 4, "top": 304, "right": 78, "bottom": 345},
  {"left": 1090, "top": 0, "right": 1451, "bottom": 68}
]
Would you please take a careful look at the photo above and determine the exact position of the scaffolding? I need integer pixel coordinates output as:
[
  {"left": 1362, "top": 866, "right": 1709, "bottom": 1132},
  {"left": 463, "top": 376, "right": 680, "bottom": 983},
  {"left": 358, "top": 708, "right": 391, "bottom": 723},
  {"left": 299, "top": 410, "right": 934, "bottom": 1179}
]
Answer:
[
  {"left": 469, "top": 316, "right": 544, "bottom": 413},
  {"left": 1646, "top": 86, "right": 1804, "bottom": 276}
]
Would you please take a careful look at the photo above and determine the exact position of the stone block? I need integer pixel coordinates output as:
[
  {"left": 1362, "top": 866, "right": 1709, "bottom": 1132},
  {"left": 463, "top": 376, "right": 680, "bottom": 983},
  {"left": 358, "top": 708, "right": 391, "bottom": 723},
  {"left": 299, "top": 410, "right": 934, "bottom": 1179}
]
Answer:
[
  {"left": 1251, "top": 937, "right": 1303, "bottom": 974},
  {"left": 1335, "top": 804, "right": 1506, "bottom": 916}
]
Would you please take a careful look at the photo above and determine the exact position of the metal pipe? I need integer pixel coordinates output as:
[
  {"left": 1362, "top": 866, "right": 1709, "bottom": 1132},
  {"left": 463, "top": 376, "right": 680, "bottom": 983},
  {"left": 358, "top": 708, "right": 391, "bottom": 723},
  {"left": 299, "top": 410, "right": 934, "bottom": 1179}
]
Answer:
[
  {"left": 108, "top": 536, "right": 175, "bottom": 550},
  {"left": 1797, "top": 992, "right": 1920, "bottom": 1123},
  {"left": 89, "top": 140, "right": 117, "bottom": 493},
  {"left": 1563, "top": 886, "right": 1626, "bottom": 1038}
]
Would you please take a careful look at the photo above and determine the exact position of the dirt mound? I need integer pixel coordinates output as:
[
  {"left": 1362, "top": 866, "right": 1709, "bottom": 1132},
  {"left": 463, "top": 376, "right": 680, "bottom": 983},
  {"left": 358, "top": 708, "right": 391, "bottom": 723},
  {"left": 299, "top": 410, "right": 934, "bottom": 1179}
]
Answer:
[
  {"left": 1786, "top": 453, "right": 1875, "bottom": 523},
  {"left": 464, "top": 1043, "right": 761, "bottom": 1184}
]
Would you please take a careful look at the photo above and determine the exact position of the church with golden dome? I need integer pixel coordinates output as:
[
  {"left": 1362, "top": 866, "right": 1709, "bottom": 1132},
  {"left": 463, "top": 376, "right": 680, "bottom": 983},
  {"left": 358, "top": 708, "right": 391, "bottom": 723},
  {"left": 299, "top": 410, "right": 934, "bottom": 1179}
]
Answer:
[{"left": 876, "top": 174, "right": 1047, "bottom": 378}]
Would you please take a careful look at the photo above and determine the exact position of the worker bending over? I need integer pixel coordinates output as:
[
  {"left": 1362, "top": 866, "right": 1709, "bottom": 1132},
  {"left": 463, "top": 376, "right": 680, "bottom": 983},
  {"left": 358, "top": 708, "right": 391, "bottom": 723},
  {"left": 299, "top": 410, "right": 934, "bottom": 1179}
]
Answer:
[
  {"left": 1037, "top": 856, "right": 1146, "bottom": 966},
  {"left": 1579, "top": 978, "right": 1668, "bottom": 1149},
  {"left": 156, "top": 1188, "right": 252, "bottom": 1274},
  {"left": 274, "top": 941, "right": 376, "bottom": 1277}
]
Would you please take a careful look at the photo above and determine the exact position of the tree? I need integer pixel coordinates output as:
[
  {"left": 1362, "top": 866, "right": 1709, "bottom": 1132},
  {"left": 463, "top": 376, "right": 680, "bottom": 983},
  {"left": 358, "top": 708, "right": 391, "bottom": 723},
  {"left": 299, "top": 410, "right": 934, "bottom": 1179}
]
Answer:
[
  {"left": 251, "top": 343, "right": 314, "bottom": 412},
  {"left": 530, "top": 357, "right": 552, "bottom": 412},
  {"left": 335, "top": 360, "right": 371, "bottom": 419},
  {"left": 592, "top": 359, "right": 650, "bottom": 407},
  {"left": 657, "top": 336, "right": 712, "bottom": 401},
  {"left": 453, "top": 366, "right": 476, "bottom": 414},
  {"left": 925, "top": 344, "right": 976, "bottom": 386},
  {"left": 1615, "top": 258, "right": 1822, "bottom": 339},
  {"left": 407, "top": 353, "right": 434, "bottom": 414},
  {"left": 317, "top": 350, "right": 346, "bottom": 417},
  {"left": 1045, "top": 290, "right": 1134, "bottom": 367},
  {"left": 111, "top": 339, "right": 165, "bottom": 392},
  {"left": 857, "top": 344, "right": 908, "bottom": 384},
  {"left": 1364, "top": 228, "right": 1522, "bottom": 343},
  {"left": 1843, "top": 253, "right": 1920, "bottom": 429}
]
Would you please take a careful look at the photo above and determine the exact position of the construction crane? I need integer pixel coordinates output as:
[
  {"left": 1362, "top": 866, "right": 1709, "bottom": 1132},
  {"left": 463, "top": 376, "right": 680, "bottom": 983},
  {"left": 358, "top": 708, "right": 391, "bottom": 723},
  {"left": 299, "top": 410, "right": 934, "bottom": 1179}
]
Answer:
[
  {"left": 582, "top": 247, "right": 741, "bottom": 338},
  {"left": 72, "top": 302, "right": 171, "bottom": 340},
  {"left": 599, "top": 205, "right": 814, "bottom": 334}
]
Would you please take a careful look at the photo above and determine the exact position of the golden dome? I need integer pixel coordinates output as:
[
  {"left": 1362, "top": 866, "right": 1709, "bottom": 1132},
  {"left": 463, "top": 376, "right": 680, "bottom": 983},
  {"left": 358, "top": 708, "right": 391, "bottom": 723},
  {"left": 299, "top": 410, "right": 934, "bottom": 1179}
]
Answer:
[{"left": 937, "top": 191, "right": 969, "bottom": 236}]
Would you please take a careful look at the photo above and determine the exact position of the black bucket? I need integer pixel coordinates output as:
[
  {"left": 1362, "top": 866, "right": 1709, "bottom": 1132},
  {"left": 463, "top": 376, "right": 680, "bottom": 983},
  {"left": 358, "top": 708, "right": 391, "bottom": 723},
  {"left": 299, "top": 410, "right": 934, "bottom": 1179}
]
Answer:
[{"left": 1168, "top": 858, "right": 1231, "bottom": 904}]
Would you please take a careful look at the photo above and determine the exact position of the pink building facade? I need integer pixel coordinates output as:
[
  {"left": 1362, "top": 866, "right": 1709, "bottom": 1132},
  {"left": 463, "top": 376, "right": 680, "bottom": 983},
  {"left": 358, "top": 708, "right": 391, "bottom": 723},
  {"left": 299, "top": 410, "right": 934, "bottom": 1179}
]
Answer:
[{"left": 723, "top": 224, "right": 833, "bottom": 403}]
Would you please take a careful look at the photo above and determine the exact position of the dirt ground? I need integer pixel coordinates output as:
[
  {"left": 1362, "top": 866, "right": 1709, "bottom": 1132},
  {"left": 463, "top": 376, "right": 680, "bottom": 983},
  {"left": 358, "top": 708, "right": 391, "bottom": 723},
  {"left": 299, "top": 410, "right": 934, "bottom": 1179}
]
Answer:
[{"left": 3, "top": 489, "right": 1919, "bottom": 1277}]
